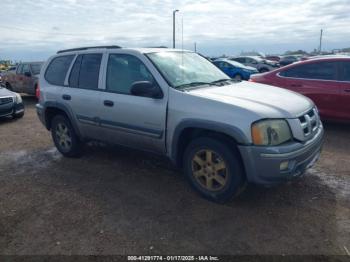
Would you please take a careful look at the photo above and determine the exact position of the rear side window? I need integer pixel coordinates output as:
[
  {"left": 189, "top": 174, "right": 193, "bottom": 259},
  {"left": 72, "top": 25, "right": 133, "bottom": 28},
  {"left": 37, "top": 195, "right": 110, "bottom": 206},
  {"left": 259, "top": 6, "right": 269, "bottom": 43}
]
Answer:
[
  {"left": 69, "top": 54, "right": 102, "bottom": 90},
  {"left": 340, "top": 61, "right": 350, "bottom": 81},
  {"left": 280, "top": 62, "right": 337, "bottom": 80},
  {"left": 45, "top": 55, "right": 74, "bottom": 86}
]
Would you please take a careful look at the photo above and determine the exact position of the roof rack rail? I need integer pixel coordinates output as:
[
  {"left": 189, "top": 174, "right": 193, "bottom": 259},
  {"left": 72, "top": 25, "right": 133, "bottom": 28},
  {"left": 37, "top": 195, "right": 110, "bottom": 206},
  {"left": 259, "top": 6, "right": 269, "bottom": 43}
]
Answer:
[{"left": 57, "top": 45, "right": 121, "bottom": 54}]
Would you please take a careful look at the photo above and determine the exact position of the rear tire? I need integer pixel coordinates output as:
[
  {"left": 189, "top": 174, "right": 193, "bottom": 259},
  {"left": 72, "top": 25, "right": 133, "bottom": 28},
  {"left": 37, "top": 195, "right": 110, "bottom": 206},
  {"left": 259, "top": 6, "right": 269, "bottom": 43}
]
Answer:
[
  {"left": 13, "top": 112, "right": 24, "bottom": 119},
  {"left": 6, "top": 83, "right": 12, "bottom": 91},
  {"left": 183, "top": 137, "right": 246, "bottom": 203},
  {"left": 51, "top": 115, "right": 81, "bottom": 157},
  {"left": 233, "top": 74, "right": 242, "bottom": 81},
  {"left": 259, "top": 68, "right": 269, "bottom": 73}
]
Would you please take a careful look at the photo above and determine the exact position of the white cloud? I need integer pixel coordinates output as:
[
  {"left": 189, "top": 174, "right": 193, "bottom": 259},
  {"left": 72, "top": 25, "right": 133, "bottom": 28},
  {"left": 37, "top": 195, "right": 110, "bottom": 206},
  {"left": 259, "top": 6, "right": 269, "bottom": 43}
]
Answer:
[{"left": 0, "top": 0, "right": 349, "bottom": 60}]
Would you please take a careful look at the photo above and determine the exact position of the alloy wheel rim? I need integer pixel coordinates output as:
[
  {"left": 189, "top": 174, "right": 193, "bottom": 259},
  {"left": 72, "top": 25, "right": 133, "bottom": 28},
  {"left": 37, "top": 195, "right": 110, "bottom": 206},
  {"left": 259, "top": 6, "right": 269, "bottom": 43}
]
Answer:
[
  {"left": 55, "top": 123, "right": 72, "bottom": 151},
  {"left": 191, "top": 149, "right": 228, "bottom": 191}
]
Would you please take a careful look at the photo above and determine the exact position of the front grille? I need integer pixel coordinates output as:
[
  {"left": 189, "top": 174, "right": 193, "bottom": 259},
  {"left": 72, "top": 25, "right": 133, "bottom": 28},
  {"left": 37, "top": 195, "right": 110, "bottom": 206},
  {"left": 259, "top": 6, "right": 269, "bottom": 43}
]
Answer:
[
  {"left": 299, "top": 108, "right": 319, "bottom": 137},
  {"left": 0, "top": 97, "right": 13, "bottom": 105}
]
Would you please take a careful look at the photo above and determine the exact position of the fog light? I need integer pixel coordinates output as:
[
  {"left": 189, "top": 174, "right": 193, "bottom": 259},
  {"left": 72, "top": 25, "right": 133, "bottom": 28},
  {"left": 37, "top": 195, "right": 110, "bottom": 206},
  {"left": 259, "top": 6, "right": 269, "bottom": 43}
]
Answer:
[{"left": 280, "top": 161, "right": 289, "bottom": 171}]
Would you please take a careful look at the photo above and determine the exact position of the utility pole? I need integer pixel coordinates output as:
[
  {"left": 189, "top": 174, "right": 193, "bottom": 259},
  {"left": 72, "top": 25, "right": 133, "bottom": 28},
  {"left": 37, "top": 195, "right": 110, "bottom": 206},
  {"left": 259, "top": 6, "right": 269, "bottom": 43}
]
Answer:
[
  {"left": 173, "top": 9, "right": 179, "bottom": 48},
  {"left": 319, "top": 29, "right": 323, "bottom": 54},
  {"left": 194, "top": 42, "right": 197, "bottom": 52}
]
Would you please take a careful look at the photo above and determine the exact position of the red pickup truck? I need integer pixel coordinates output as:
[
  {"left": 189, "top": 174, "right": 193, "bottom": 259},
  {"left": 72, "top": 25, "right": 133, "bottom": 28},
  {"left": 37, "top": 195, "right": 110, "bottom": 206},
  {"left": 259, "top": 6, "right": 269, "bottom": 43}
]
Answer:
[{"left": 2, "top": 62, "right": 43, "bottom": 96}]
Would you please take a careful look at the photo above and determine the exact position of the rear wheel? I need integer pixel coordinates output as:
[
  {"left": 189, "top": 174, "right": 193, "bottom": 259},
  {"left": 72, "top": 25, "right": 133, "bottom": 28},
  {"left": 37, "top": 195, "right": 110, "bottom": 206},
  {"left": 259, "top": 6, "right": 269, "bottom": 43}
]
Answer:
[
  {"left": 233, "top": 74, "right": 242, "bottom": 81},
  {"left": 183, "top": 137, "right": 246, "bottom": 202},
  {"left": 259, "top": 68, "right": 269, "bottom": 73},
  {"left": 6, "top": 83, "right": 12, "bottom": 91},
  {"left": 51, "top": 115, "right": 81, "bottom": 157}
]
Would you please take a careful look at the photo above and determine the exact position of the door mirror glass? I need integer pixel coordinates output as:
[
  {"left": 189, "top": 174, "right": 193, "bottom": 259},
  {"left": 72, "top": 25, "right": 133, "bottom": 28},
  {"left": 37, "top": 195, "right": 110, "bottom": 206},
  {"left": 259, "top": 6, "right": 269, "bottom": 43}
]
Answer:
[{"left": 130, "top": 81, "right": 163, "bottom": 99}]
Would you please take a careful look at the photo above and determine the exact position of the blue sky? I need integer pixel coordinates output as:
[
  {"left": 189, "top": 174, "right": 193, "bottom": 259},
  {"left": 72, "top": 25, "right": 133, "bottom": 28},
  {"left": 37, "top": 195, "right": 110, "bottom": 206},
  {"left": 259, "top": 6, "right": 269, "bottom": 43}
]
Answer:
[{"left": 0, "top": 0, "right": 349, "bottom": 61}]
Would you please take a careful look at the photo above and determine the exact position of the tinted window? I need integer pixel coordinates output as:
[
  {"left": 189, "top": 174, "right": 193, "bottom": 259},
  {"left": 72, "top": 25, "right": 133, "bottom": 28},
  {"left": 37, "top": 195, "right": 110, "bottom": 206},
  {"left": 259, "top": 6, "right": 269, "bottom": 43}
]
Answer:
[
  {"left": 280, "top": 62, "right": 337, "bottom": 80},
  {"left": 78, "top": 54, "right": 102, "bottom": 90},
  {"left": 106, "top": 54, "right": 155, "bottom": 94},
  {"left": 234, "top": 58, "right": 245, "bottom": 63},
  {"left": 69, "top": 55, "right": 82, "bottom": 88},
  {"left": 30, "top": 63, "right": 42, "bottom": 75},
  {"left": 45, "top": 55, "right": 74, "bottom": 85},
  {"left": 17, "top": 64, "right": 23, "bottom": 74},
  {"left": 22, "top": 64, "right": 30, "bottom": 74},
  {"left": 341, "top": 61, "right": 350, "bottom": 81}
]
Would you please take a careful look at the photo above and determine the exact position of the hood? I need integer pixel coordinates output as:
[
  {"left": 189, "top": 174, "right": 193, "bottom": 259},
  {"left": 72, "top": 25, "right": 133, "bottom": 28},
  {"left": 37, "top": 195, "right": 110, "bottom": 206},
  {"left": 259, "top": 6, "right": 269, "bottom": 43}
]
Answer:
[
  {"left": 0, "top": 87, "right": 15, "bottom": 97},
  {"left": 187, "top": 81, "right": 313, "bottom": 119}
]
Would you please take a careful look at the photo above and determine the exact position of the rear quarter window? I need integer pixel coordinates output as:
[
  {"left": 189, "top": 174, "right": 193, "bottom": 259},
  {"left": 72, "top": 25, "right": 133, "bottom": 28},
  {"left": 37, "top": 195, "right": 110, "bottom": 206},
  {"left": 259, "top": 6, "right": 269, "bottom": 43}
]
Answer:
[{"left": 45, "top": 55, "right": 74, "bottom": 86}]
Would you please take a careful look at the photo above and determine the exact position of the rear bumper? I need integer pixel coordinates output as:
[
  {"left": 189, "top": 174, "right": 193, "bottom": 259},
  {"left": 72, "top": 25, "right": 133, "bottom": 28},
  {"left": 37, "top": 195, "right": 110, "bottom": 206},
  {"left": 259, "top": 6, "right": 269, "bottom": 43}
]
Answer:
[{"left": 238, "top": 125, "right": 324, "bottom": 185}]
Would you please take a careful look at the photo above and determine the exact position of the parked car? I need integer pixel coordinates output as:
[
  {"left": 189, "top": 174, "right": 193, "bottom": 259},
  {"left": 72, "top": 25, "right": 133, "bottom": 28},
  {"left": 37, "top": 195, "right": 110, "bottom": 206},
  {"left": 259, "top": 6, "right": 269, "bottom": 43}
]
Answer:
[
  {"left": 250, "top": 57, "right": 350, "bottom": 122},
  {"left": 0, "top": 85, "right": 25, "bottom": 119},
  {"left": 230, "top": 56, "right": 279, "bottom": 73},
  {"left": 279, "top": 55, "right": 303, "bottom": 66},
  {"left": 2, "top": 62, "right": 43, "bottom": 95},
  {"left": 212, "top": 59, "right": 258, "bottom": 80},
  {"left": 36, "top": 46, "right": 323, "bottom": 202},
  {"left": 265, "top": 56, "right": 281, "bottom": 62}
]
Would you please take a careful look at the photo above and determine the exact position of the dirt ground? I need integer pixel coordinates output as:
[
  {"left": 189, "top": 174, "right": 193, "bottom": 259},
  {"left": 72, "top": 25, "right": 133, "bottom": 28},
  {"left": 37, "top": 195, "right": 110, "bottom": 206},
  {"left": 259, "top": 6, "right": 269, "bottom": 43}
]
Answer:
[{"left": 0, "top": 96, "right": 349, "bottom": 256}]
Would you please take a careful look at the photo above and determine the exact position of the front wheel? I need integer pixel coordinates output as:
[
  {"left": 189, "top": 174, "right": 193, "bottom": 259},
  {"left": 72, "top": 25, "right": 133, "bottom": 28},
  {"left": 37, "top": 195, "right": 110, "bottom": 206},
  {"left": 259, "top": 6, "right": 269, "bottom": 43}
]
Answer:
[
  {"left": 183, "top": 137, "right": 246, "bottom": 202},
  {"left": 51, "top": 115, "right": 81, "bottom": 157},
  {"left": 233, "top": 74, "right": 242, "bottom": 81}
]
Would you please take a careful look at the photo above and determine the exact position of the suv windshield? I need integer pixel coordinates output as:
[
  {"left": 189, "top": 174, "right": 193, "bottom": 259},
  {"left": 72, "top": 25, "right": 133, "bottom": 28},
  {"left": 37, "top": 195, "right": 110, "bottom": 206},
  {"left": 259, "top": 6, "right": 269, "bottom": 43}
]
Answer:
[
  {"left": 147, "top": 51, "right": 229, "bottom": 89},
  {"left": 31, "top": 63, "right": 43, "bottom": 75}
]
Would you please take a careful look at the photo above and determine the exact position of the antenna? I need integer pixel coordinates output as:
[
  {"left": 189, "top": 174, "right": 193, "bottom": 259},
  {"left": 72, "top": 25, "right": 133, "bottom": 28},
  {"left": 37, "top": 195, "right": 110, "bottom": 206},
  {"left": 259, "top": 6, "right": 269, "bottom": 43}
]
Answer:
[{"left": 319, "top": 29, "right": 323, "bottom": 54}]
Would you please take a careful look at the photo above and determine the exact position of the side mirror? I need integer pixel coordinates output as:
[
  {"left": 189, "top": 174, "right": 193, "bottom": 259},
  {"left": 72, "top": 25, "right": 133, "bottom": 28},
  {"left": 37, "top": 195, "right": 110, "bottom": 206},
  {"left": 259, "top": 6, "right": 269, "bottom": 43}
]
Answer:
[
  {"left": 130, "top": 81, "right": 163, "bottom": 99},
  {"left": 24, "top": 72, "right": 31, "bottom": 77}
]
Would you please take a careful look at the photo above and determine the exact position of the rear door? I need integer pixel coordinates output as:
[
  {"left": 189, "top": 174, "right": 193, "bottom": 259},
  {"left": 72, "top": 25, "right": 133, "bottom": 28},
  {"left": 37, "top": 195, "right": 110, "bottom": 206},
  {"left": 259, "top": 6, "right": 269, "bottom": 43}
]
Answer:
[
  {"left": 98, "top": 52, "right": 168, "bottom": 153},
  {"left": 277, "top": 61, "right": 340, "bottom": 119},
  {"left": 337, "top": 61, "right": 350, "bottom": 121},
  {"left": 62, "top": 53, "right": 104, "bottom": 140}
]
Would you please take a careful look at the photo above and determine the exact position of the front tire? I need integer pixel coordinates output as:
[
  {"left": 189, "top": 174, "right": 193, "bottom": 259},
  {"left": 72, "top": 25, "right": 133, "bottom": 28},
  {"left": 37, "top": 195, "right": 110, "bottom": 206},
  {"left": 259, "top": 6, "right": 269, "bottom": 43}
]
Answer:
[
  {"left": 13, "top": 112, "right": 24, "bottom": 119},
  {"left": 183, "top": 137, "right": 246, "bottom": 202},
  {"left": 233, "top": 74, "right": 242, "bottom": 81},
  {"left": 51, "top": 115, "right": 81, "bottom": 157}
]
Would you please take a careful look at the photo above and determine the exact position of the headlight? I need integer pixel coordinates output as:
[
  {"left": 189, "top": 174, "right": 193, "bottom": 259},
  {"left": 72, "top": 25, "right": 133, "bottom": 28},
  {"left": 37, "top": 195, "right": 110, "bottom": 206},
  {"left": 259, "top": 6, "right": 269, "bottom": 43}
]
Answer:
[
  {"left": 15, "top": 93, "right": 22, "bottom": 104},
  {"left": 251, "top": 120, "right": 292, "bottom": 146}
]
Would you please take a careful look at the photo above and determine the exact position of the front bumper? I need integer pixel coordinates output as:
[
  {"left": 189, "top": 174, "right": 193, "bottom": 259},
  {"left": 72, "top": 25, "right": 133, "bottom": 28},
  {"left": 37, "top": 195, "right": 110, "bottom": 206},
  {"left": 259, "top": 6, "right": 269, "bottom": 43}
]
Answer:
[
  {"left": 0, "top": 101, "right": 24, "bottom": 117},
  {"left": 238, "top": 125, "right": 324, "bottom": 185}
]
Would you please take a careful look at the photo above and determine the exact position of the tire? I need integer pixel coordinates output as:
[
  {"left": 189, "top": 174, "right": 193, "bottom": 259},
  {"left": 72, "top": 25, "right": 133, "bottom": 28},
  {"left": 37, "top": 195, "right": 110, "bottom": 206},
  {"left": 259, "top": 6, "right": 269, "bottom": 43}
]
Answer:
[
  {"left": 259, "top": 68, "right": 269, "bottom": 73},
  {"left": 6, "top": 83, "right": 12, "bottom": 91},
  {"left": 13, "top": 112, "right": 24, "bottom": 119},
  {"left": 183, "top": 137, "right": 246, "bottom": 203},
  {"left": 233, "top": 74, "right": 242, "bottom": 81},
  {"left": 51, "top": 115, "right": 81, "bottom": 157}
]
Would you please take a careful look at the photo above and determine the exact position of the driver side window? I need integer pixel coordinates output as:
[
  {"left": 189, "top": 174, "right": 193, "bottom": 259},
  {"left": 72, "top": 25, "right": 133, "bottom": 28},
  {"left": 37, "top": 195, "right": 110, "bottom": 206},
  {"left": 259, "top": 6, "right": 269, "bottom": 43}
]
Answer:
[{"left": 106, "top": 54, "right": 155, "bottom": 95}]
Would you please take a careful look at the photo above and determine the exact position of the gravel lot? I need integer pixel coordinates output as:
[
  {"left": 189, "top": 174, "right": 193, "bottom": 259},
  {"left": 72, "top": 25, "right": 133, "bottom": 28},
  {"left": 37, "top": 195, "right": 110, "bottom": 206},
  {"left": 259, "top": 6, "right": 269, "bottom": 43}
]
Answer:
[{"left": 0, "top": 96, "right": 349, "bottom": 256}]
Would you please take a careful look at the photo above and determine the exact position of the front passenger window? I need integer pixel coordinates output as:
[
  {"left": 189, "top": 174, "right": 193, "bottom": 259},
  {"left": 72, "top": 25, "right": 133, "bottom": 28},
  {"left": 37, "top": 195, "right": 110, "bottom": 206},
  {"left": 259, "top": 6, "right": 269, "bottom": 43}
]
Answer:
[{"left": 106, "top": 54, "right": 155, "bottom": 95}]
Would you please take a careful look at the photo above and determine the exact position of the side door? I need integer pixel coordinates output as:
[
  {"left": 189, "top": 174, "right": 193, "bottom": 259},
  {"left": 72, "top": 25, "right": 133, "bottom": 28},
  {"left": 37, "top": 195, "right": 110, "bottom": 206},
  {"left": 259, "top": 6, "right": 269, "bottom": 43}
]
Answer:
[
  {"left": 337, "top": 61, "right": 350, "bottom": 121},
  {"left": 277, "top": 61, "right": 340, "bottom": 119},
  {"left": 99, "top": 53, "right": 168, "bottom": 153},
  {"left": 13, "top": 64, "right": 24, "bottom": 92},
  {"left": 62, "top": 53, "right": 104, "bottom": 140}
]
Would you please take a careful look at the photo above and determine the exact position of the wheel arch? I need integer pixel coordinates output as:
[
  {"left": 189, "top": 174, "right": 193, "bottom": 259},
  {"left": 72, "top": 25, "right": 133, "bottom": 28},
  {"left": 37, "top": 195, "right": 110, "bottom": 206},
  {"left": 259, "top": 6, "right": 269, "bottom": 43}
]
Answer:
[
  {"left": 170, "top": 119, "right": 249, "bottom": 168},
  {"left": 43, "top": 102, "right": 81, "bottom": 137}
]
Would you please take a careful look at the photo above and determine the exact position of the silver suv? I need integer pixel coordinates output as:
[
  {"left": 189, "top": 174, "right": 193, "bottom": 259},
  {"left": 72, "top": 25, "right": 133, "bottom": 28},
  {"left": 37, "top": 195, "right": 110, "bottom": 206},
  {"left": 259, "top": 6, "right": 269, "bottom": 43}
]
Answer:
[{"left": 36, "top": 46, "right": 324, "bottom": 202}]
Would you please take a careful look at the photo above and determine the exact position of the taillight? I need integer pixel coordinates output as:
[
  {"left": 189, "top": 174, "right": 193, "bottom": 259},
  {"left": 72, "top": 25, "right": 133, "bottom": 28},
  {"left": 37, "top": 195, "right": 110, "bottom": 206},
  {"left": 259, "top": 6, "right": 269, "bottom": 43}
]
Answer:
[{"left": 35, "top": 84, "right": 40, "bottom": 100}]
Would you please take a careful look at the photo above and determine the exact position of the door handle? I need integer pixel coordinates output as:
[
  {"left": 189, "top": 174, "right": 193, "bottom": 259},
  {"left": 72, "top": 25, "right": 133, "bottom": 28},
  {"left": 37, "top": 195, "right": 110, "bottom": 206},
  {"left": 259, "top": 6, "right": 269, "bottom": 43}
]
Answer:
[
  {"left": 104, "top": 100, "right": 114, "bottom": 107},
  {"left": 62, "top": 94, "right": 71, "bottom": 100},
  {"left": 291, "top": 84, "right": 302, "bottom": 87},
  {"left": 344, "top": 89, "right": 350, "bottom": 93}
]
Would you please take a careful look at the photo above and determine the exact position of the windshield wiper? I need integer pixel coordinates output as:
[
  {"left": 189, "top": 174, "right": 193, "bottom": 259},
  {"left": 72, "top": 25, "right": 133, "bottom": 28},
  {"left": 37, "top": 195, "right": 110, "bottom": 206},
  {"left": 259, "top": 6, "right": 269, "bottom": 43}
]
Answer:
[
  {"left": 210, "top": 79, "right": 232, "bottom": 85},
  {"left": 175, "top": 82, "right": 210, "bottom": 90}
]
